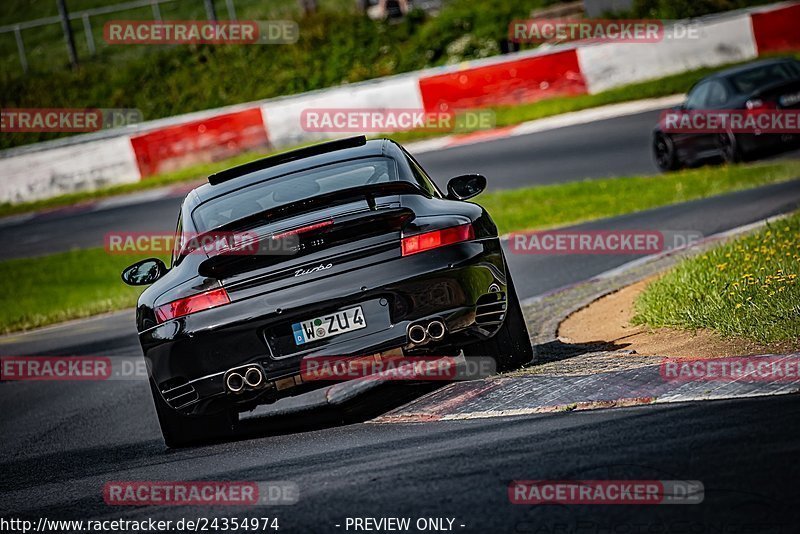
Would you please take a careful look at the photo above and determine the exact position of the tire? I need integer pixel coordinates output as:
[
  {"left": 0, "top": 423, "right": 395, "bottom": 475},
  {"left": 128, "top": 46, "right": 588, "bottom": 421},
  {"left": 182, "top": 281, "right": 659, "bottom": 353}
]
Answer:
[
  {"left": 653, "top": 133, "right": 681, "bottom": 171},
  {"left": 149, "top": 379, "right": 238, "bottom": 448},
  {"left": 464, "top": 270, "right": 534, "bottom": 372},
  {"left": 717, "top": 132, "right": 742, "bottom": 164}
]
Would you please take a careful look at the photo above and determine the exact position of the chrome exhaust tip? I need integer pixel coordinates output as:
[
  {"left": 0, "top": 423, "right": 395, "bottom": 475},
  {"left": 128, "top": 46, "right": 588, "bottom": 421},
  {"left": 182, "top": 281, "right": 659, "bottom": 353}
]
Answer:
[
  {"left": 226, "top": 372, "right": 245, "bottom": 393},
  {"left": 427, "top": 320, "right": 446, "bottom": 341},
  {"left": 408, "top": 324, "right": 427, "bottom": 344},
  {"left": 244, "top": 367, "right": 264, "bottom": 388}
]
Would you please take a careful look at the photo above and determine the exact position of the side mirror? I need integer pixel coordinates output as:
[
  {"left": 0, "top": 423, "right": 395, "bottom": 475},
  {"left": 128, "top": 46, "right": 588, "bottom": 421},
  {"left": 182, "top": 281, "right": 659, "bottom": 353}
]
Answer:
[
  {"left": 121, "top": 258, "right": 168, "bottom": 286},
  {"left": 446, "top": 173, "right": 487, "bottom": 201}
]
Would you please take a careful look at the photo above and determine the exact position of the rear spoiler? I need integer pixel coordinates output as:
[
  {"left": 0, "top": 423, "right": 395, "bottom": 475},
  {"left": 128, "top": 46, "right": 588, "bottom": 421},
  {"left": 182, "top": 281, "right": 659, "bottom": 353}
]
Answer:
[
  {"left": 197, "top": 205, "right": 415, "bottom": 279},
  {"left": 208, "top": 136, "right": 368, "bottom": 185}
]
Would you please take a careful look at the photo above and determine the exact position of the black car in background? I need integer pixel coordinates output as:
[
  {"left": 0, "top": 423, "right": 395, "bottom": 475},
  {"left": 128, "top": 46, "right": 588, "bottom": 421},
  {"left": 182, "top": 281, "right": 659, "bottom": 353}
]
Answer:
[
  {"left": 122, "top": 136, "right": 533, "bottom": 447},
  {"left": 652, "top": 57, "right": 800, "bottom": 170}
]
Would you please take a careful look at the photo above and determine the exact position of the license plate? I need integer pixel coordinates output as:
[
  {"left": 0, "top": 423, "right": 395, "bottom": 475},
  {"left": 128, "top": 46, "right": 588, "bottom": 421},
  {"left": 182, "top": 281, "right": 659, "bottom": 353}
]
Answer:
[{"left": 292, "top": 306, "right": 366, "bottom": 346}]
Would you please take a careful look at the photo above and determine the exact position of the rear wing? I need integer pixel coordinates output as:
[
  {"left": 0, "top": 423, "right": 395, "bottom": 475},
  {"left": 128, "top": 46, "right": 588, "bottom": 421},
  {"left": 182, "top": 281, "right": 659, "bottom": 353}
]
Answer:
[{"left": 208, "top": 136, "right": 368, "bottom": 185}]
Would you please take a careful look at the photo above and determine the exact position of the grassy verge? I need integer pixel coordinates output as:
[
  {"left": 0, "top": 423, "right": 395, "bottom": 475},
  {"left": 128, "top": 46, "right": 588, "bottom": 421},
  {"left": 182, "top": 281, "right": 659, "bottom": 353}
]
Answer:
[
  {"left": 0, "top": 250, "right": 169, "bottom": 334},
  {"left": 2, "top": 160, "right": 799, "bottom": 334},
  {"left": 633, "top": 211, "right": 800, "bottom": 344},
  {"left": 5, "top": 54, "right": 799, "bottom": 220}
]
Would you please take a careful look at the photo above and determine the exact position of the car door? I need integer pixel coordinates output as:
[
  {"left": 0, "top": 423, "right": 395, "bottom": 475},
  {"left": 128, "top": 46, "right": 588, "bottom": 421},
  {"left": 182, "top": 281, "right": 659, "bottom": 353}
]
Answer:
[
  {"left": 672, "top": 80, "right": 712, "bottom": 162},
  {"left": 695, "top": 79, "right": 732, "bottom": 158}
]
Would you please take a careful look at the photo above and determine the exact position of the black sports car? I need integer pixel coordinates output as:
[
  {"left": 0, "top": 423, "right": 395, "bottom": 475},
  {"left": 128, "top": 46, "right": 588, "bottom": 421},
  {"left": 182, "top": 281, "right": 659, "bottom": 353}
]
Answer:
[
  {"left": 122, "top": 136, "right": 533, "bottom": 447},
  {"left": 652, "top": 57, "right": 800, "bottom": 171}
]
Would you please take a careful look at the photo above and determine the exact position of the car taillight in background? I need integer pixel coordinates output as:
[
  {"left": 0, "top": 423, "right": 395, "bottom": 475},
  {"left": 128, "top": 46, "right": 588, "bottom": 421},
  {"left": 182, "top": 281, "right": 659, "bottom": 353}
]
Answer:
[
  {"left": 155, "top": 287, "right": 230, "bottom": 323},
  {"left": 745, "top": 98, "right": 777, "bottom": 110},
  {"left": 401, "top": 223, "right": 475, "bottom": 256}
]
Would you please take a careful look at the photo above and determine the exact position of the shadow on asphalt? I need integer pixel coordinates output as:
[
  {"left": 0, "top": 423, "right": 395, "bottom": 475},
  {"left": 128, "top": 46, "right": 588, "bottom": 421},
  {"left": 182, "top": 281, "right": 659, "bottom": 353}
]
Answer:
[
  {"left": 228, "top": 382, "right": 445, "bottom": 444},
  {"left": 533, "top": 339, "right": 632, "bottom": 364}
]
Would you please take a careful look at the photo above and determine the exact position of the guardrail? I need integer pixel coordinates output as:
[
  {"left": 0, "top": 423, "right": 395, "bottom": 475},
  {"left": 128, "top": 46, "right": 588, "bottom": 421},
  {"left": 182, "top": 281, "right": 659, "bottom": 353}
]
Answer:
[{"left": 0, "top": 0, "right": 238, "bottom": 73}]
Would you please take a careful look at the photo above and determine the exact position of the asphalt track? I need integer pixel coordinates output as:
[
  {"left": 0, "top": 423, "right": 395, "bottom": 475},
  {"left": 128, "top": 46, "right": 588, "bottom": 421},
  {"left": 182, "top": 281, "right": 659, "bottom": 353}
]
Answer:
[{"left": 2, "top": 108, "right": 800, "bottom": 531}]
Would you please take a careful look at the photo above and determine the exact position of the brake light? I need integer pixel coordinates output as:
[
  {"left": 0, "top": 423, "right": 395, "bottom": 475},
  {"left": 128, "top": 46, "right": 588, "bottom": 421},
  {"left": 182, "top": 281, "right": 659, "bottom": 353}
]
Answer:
[
  {"left": 155, "top": 287, "right": 230, "bottom": 323},
  {"left": 271, "top": 220, "right": 333, "bottom": 240},
  {"left": 746, "top": 98, "right": 776, "bottom": 110},
  {"left": 401, "top": 223, "right": 475, "bottom": 256}
]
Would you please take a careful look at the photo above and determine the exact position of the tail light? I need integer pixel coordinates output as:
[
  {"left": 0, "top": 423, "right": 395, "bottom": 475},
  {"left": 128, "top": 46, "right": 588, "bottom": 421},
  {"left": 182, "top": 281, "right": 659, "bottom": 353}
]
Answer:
[
  {"left": 271, "top": 220, "right": 333, "bottom": 239},
  {"left": 401, "top": 223, "right": 475, "bottom": 256},
  {"left": 155, "top": 287, "right": 230, "bottom": 323},
  {"left": 745, "top": 98, "right": 776, "bottom": 110}
]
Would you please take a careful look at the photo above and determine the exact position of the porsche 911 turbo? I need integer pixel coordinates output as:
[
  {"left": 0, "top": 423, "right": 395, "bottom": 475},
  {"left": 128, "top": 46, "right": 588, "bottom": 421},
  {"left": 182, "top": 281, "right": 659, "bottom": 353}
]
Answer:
[{"left": 121, "top": 135, "right": 533, "bottom": 447}]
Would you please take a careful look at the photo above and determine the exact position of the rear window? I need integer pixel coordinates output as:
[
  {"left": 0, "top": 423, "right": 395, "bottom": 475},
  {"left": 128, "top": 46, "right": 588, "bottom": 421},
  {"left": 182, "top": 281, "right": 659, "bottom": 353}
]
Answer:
[
  {"left": 193, "top": 157, "right": 398, "bottom": 232},
  {"left": 728, "top": 62, "right": 800, "bottom": 93}
]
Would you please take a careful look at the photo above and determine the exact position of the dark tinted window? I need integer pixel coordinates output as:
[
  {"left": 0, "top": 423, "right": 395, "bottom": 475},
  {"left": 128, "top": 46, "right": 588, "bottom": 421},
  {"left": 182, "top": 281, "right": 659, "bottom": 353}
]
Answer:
[
  {"left": 705, "top": 80, "right": 729, "bottom": 107},
  {"left": 685, "top": 82, "right": 711, "bottom": 110},
  {"left": 193, "top": 157, "right": 397, "bottom": 232},
  {"left": 728, "top": 62, "right": 800, "bottom": 93},
  {"left": 171, "top": 211, "right": 183, "bottom": 267},
  {"left": 404, "top": 153, "right": 442, "bottom": 198}
]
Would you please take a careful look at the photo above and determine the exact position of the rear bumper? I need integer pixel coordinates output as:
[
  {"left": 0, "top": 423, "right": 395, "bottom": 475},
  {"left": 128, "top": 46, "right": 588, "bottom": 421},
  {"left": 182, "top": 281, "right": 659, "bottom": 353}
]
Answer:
[
  {"left": 737, "top": 132, "right": 800, "bottom": 154},
  {"left": 139, "top": 239, "right": 508, "bottom": 415}
]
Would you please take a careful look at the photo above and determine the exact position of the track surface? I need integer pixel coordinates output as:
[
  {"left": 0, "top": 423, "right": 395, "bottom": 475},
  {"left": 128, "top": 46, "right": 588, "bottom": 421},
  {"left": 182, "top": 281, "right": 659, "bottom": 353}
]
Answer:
[{"left": 2, "top": 108, "right": 800, "bottom": 531}]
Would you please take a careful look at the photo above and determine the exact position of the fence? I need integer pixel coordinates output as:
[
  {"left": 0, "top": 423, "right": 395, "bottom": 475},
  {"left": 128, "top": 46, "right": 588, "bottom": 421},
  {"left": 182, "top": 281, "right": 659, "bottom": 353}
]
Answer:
[{"left": 0, "top": 0, "right": 240, "bottom": 73}]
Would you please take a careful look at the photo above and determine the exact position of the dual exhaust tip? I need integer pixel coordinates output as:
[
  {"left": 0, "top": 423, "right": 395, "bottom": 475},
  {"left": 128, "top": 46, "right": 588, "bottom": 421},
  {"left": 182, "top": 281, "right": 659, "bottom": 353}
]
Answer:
[
  {"left": 226, "top": 365, "right": 264, "bottom": 394},
  {"left": 408, "top": 319, "right": 446, "bottom": 345}
]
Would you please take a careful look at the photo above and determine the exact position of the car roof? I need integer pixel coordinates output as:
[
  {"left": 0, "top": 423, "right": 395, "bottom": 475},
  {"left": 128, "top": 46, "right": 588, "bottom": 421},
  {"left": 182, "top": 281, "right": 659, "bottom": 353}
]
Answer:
[
  {"left": 706, "top": 57, "right": 798, "bottom": 81},
  {"left": 185, "top": 137, "right": 395, "bottom": 208}
]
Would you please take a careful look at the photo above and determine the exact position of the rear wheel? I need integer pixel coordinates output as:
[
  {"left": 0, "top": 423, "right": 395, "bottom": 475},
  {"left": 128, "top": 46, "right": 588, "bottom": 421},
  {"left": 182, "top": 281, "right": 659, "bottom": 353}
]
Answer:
[
  {"left": 149, "top": 380, "right": 238, "bottom": 448},
  {"left": 717, "top": 132, "right": 742, "bottom": 164},
  {"left": 653, "top": 133, "right": 681, "bottom": 171},
  {"left": 464, "top": 271, "right": 533, "bottom": 372}
]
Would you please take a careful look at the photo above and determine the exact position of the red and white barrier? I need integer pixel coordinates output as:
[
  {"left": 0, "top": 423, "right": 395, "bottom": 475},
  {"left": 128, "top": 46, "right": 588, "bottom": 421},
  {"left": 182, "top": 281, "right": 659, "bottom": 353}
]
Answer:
[
  {"left": 0, "top": 136, "right": 140, "bottom": 204},
  {"left": 751, "top": 2, "right": 800, "bottom": 53},
  {"left": 260, "top": 75, "right": 424, "bottom": 148},
  {"left": 129, "top": 107, "right": 268, "bottom": 178},
  {"left": 417, "top": 49, "right": 587, "bottom": 112},
  {"left": 1, "top": 2, "right": 799, "bottom": 204},
  {"left": 577, "top": 15, "right": 758, "bottom": 94}
]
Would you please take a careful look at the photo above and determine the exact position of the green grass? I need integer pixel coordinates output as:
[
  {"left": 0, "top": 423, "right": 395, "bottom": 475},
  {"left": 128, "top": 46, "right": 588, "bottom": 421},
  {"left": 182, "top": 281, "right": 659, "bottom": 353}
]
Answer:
[
  {"left": 633, "top": 211, "right": 800, "bottom": 344},
  {"left": 476, "top": 160, "right": 800, "bottom": 234},
  {"left": 1, "top": 159, "right": 799, "bottom": 334},
  {"left": 0, "top": 249, "right": 168, "bottom": 334}
]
